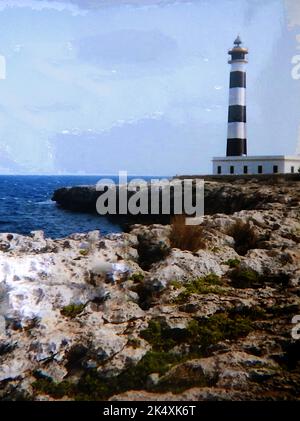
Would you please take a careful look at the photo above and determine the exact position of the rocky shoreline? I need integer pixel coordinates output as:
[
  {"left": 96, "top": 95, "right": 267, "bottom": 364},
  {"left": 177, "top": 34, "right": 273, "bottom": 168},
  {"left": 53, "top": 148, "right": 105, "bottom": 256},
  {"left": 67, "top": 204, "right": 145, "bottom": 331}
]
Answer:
[
  {"left": 52, "top": 174, "right": 300, "bottom": 225},
  {"left": 0, "top": 176, "right": 299, "bottom": 400}
]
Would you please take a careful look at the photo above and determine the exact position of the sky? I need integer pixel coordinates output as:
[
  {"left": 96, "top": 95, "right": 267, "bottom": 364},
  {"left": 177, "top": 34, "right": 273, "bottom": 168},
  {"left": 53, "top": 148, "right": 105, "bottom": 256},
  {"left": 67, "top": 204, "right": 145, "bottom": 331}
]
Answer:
[{"left": 0, "top": 0, "right": 299, "bottom": 175}]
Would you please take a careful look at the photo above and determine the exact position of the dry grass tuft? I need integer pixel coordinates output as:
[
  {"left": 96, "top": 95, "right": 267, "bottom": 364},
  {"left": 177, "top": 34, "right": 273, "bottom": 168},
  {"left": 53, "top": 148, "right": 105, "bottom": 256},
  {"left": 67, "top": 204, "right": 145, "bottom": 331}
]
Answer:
[
  {"left": 227, "top": 220, "right": 259, "bottom": 256},
  {"left": 169, "top": 215, "right": 206, "bottom": 252}
]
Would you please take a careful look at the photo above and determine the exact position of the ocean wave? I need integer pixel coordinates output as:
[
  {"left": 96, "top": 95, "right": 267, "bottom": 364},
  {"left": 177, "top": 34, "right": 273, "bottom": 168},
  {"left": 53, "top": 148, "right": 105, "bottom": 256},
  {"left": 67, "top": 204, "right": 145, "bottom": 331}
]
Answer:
[{"left": 36, "top": 200, "right": 54, "bottom": 205}]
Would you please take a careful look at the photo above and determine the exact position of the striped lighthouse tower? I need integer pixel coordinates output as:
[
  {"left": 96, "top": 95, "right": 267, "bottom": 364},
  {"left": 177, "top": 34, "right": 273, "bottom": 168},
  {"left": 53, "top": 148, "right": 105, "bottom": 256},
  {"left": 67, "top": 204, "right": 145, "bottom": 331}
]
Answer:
[{"left": 226, "top": 36, "right": 248, "bottom": 156}]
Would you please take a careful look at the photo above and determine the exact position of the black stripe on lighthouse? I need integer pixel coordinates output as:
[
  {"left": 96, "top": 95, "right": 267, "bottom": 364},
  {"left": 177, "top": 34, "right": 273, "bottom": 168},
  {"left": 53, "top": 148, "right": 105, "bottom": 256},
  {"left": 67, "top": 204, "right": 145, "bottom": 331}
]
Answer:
[
  {"left": 226, "top": 139, "right": 247, "bottom": 156},
  {"left": 228, "top": 105, "right": 246, "bottom": 123},
  {"left": 229, "top": 71, "right": 246, "bottom": 88}
]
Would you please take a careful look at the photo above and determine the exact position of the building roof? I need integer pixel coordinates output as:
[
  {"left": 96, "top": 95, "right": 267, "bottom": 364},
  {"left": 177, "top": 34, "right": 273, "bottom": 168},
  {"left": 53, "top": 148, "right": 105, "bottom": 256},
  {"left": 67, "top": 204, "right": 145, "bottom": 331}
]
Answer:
[{"left": 212, "top": 155, "right": 300, "bottom": 162}]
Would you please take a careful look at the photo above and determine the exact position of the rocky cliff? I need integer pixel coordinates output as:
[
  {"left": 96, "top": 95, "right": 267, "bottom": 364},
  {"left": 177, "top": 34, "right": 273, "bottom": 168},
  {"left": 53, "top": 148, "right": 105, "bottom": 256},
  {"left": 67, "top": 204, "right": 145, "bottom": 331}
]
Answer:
[
  {"left": 0, "top": 177, "right": 299, "bottom": 401},
  {"left": 52, "top": 174, "right": 300, "bottom": 224}
]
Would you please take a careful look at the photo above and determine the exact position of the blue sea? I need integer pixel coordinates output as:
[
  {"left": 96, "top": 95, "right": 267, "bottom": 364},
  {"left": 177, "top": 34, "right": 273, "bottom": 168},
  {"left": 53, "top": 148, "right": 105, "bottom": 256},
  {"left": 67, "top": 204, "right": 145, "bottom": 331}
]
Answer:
[{"left": 0, "top": 175, "right": 156, "bottom": 238}]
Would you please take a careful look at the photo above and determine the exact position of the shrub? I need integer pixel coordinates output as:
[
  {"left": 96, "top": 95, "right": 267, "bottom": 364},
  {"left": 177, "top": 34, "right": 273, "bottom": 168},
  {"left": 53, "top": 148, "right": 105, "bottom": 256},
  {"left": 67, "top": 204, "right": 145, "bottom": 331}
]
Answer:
[
  {"left": 173, "top": 274, "right": 226, "bottom": 303},
  {"left": 203, "top": 273, "right": 222, "bottom": 285},
  {"left": 224, "top": 258, "right": 241, "bottom": 268},
  {"left": 186, "top": 313, "right": 253, "bottom": 352},
  {"left": 229, "top": 305, "right": 266, "bottom": 320},
  {"left": 61, "top": 303, "right": 86, "bottom": 318},
  {"left": 141, "top": 313, "right": 253, "bottom": 357},
  {"left": 33, "top": 351, "right": 181, "bottom": 400},
  {"left": 140, "top": 319, "right": 177, "bottom": 352},
  {"left": 75, "top": 351, "right": 181, "bottom": 399},
  {"left": 169, "top": 215, "right": 206, "bottom": 252},
  {"left": 130, "top": 273, "right": 145, "bottom": 283},
  {"left": 79, "top": 249, "right": 89, "bottom": 256},
  {"left": 169, "top": 280, "right": 182, "bottom": 289},
  {"left": 173, "top": 290, "right": 191, "bottom": 304},
  {"left": 227, "top": 220, "right": 259, "bottom": 256},
  {"left": 32, "top": 378, "right": 74, "bottom": 399},
  {"left": 230, "top": 267, "right": 261, "bottom": 289}
]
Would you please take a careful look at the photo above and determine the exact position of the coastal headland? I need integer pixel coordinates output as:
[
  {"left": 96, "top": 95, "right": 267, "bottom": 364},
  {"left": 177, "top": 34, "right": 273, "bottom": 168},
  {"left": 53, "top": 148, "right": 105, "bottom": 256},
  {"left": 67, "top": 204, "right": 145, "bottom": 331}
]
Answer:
[{"left": 52, "top": 173, "right": 300, "bottom": 225}]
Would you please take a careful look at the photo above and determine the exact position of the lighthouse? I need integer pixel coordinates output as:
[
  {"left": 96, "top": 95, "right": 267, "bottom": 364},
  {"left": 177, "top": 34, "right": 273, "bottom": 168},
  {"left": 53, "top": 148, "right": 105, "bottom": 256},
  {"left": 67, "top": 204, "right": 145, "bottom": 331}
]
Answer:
[
  {"left": 212, "top": 36, "right": 300, "bottom": 175},
  {"left": 227, "top": 35, "right": 248, "bottom": 157}
]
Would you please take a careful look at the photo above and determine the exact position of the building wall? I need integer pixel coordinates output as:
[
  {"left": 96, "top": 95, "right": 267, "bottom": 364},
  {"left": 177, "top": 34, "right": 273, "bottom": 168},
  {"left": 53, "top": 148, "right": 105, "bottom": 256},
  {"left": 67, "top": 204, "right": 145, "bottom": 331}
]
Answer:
[
  {"left": 212, "top": 156, "right": 300, "bottom": 175},
  {"left": 283, "top": 159, "right": 300, "bottom": 173}
]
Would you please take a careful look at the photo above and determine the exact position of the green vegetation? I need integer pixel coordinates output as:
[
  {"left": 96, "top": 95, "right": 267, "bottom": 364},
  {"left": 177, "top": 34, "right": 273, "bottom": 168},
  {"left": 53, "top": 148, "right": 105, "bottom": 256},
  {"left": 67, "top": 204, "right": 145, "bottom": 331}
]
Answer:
[
  {"left": 169, "top": 280, "right": 182, "bottom": 289},
  {"left": 229, "top": 264, "right": 289, "bottom": 289},
  {"left": 172, "top": 274, "right": 227, "bottom": 303},
  {"left": 33, "top": 311, "right": 255, "bottom": 400},
  {"left": 32, "top": 351, "right": 181, "bottom": 400},
  {"left": 267, "top": 304, "right": 298, "bottom": 316},
  {"left": 224, "top": 258, "right": 241, "bottom": 268},
  {"left": 130, "top": 273, "right": 145, "bottom": 283},
  {"left": 32, "top": 378, "right": 74, "bottom": 399},
  {"left": 230, "top": 267, "right": 261, "bottom": 289},
  {"left": 153, "top": 363, "right": 208, "bottom": 393},
  {"left": 185, "top": 314, "right": 253, "bottom": 351},
  {"left": 140, "top": 313, "right": 253, "bottom": 355},
  {"left": 79, "top": 249, "right": 89, "bottom": 256},
  {"left": 140, "top": 319, "right": 177, "bottom": 352},
  {"left": 127, "top": 337, "right": 142, "bottom": 348},
  {"left": 75, "top": 351, "right": 181, "bottom": 399},
  {"left": 60, "top": 303, "right": 86, "bottom": 318},
  {"left": 203, "top": 273, "right": 222, "bottom": 284},
  {"left": 228, "top": 305, "right": 266, "bottom": 320}
]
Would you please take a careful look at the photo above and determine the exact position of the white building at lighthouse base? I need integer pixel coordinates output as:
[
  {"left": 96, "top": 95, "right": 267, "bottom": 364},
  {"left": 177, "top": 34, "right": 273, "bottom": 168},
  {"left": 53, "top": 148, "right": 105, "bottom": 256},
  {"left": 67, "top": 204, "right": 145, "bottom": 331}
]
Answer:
[{"left": 212, "top": 155, "right": 300, "bottom": 175}]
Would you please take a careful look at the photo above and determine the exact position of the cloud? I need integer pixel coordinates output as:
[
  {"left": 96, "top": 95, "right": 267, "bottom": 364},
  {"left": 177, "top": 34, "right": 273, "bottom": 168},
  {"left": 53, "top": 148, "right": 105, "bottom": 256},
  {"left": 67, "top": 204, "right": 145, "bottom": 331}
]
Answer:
[
  {"left": 0, "top": 148, "right": 25, "bottom": 173},
  {"left": 0, "top": 0, "right": 194, "bottom": 12},
  {"left": 0, "top": 0, "right": 297, "bottom": 174},
  {"left": 284, "top": 0, "right": 300, "bottom": 29},
  {"left": 75, "top": 30, "right": 178, "bottom": 65},
  {"left": 51, "top": 116, "right": 215, "bottom": 175},
  {"left": 52, "top": 0, "right": 194, "bottom": 10},
  {"left": 26, "top": 102, "right": 80, "bottom": 113},
  {"left": 0, "top": 0, "right": 84, "bottom": 14}
]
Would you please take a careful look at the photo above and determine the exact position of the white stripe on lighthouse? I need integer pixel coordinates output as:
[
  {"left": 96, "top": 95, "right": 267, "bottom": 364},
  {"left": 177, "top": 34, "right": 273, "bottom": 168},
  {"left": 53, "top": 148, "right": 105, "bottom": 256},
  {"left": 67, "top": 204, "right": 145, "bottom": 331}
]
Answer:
[
  {"left": 227, "top": 122, "right": 247, "bottom": 139},
  {"left": 230, "top": 62, "right": 247, "bottom": 72},
  {"left": 229, "top": 87, "right": 246, "bottom": 106}
]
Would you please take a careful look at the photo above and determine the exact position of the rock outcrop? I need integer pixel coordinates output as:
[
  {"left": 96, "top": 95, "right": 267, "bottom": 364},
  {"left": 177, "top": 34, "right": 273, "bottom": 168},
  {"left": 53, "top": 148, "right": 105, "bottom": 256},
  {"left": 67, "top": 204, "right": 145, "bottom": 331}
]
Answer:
[
  {"left": 0, "top": 177, "right": 300, "bottom": 401},
  {"left": 52, "top": 174, "right": 300, "bottom": 222}
]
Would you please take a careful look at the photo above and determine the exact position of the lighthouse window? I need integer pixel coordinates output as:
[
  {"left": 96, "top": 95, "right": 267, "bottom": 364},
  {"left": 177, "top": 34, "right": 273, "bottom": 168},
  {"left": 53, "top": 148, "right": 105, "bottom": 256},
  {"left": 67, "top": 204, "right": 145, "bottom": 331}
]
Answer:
[
  {"left": 230, "top": 166, "right": 234, "bottom": 174},
  {"left": 273, "top": 165, "right": 278, "bottom": 174},
  {"left": 243, "top": 166, "right": 248, "bottom": 174},
  {"left": 217, "top": 166, "right": 222, "bottom": 174},
  {"left": 258, "top": 165, "right": 263, "bottom": 174},
  {"left": 291, "top": 166, "right": 294, "bottom": 173},
  {"left": 231, "top": 52, "right": 246, "bottom": 60}
]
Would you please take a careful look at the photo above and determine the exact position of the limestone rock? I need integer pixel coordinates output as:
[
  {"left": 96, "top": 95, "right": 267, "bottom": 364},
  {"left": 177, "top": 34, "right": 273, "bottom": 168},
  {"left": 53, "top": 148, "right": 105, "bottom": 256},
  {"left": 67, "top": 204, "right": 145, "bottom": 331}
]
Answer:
[{"left": 1, "top": 177, "right": 300, "bottom": 400}]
